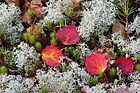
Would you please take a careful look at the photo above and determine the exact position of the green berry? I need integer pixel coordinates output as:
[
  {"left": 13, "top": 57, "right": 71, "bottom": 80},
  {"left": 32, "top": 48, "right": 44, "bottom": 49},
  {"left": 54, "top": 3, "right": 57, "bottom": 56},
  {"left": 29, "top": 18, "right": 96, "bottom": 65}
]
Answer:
[
  {"left": 108, "top": 67, "right": 116, "bottom": 76},
  {"left": 50, "top": 32, "right": 56, "bottom": 38},
  {"left": 136, "top": 54, "right": 140, "bottom": 61},
  {"left": 0, "top": 66, "right": 8, "bottom": 75},
  {"left": 89, "top": 77, "right": 98, "bottom": 86},
  {"left": 50, "top": 38, "right": 57, "bottom": 45},
  {"left": 34, "top": 41, "right": 42, "bottom": 52},
  {"left": 28, "top": 10, "right": 35, "bottom": 19},
  {"left": 41, "top": 86, "right": 48, "bottom": 93},
  {"left": 46, "top": 21, "right": 53, "bottom": 29},
  {"left": 29, "top": 35, "right": 36, "bottom": 44},
  {"left": 66, "top": 10, "right": 74, "bottom": 17},
  {"left": 135, "top": 64, "right": 140, "bottom": 73},
  {"left": 22, "top": 33, "right": 28, "bottom": 42}
]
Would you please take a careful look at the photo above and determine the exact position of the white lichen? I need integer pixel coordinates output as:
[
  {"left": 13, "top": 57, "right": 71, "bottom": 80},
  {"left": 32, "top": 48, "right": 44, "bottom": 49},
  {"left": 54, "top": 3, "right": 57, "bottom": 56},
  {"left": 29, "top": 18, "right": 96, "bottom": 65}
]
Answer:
[
  {"left": 112, "top": 32, "right": 126, "bottom": 47},
  {"left": 42, "top": 0, "right": 74, "bottom": 24},
  {"left": 128, "top": 13, "right": 140, "bottom": 34},
  {"left": 36, "top": 62, "right": 91, "bottom": 93},
  {"left": 112, "top": 32, "right": 140, "bottom": 54},
  {"left": 76, "top": 42, "right": 91, "bottom": 61},
  {"left": 77, "top": 0, "right": 116, "bottom": 41},
  {"left": 87, "top": 83, "right": 107, "bottom": 93},
  {"left": 125, "top": 38, "right": 140, "bottom": 54},
  {"left": 128, "top": 71, "right": 140, "bottom": 81},
  {"left": 128, "top": 81, "right": 140, "bottom": 93},
  {"left": 0, "top": 3, "right": 24, "bottom": 45},
  {"left": 0, "top": 74, "right": 35, "bottom": 93},
  {"left": 13, "top": 42, "right": 39, "bottom": 68}
]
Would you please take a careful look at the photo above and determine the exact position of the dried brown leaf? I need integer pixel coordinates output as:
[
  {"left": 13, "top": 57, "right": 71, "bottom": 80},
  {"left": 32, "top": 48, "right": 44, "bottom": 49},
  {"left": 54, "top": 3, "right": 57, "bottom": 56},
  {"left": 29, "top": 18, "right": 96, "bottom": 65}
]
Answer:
[
  {"left": 21, "top": 9, "right": 33, "bottom": 25},
  {"left": 72, "top": 0, "right": 81, "bottom": 11},
  {"left": 112, "top": 19, "right": 125, "bottom": 33},
  {"left": 30, "top": 0, "right": 43, "bottom": 17},
  {"left": 31, "top": 0, "right": 42, "bottom": 6},
  {"left": 92, "top": 47, "right": 116, "bottom": 60},
  {"left": 5, "top": 0, "right": 20, "bottom": 6}
]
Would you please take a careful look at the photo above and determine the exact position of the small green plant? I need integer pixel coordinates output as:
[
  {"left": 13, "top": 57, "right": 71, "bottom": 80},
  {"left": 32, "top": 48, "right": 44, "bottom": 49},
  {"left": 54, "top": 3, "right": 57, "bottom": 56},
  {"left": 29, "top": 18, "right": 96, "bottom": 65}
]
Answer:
[
  {"left": 108, "top": 67, "right": 117, "bottom": 76},
  {"left": 46, "top": 21, "right": 53, "bottom": 29},
  {"left": 56, "top": 20, "right": 65, "bottom": 28},
  {"left": 136, "top": 54, "right": 140, "bottom": 61},
  {"left": 116, "top": 0, "right": 136, "bottom": 31},
  {"left": 66, "top": 10, "right": 74, "bottom": 17},
  {"left": 68, "top": 47, "right": 79, "bottom": 60},
  {"left": 135, "top": 63, "right": 140, "bottom": 73},
  {"left": 28, "top": 10, "right": 35, "bottom": 19},
  {"left": 0, "top": 66, "right": 8, "bottom": 75},
  {"left": 25, "top": 66, "right": 30, "bottom": 76},
  {"left": 89, "top": 77, "right": 98, "bottom": 86},
  {"left": 41, "top": 86, "right": 48, "bottom": 93},
  {"left": 116, "top": 47, "right": 125, "bottom": 57}
]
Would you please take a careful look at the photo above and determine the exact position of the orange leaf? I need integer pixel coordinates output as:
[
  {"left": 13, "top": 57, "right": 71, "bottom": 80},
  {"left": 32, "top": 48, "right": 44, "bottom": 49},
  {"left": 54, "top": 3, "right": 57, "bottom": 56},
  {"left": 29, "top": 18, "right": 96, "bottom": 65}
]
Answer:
[
  {"left": 85, "top": 53, "right": 108, "bottom": 75},
  {"left": 42, "top": 45, "right": 63, "bottom": 66}
]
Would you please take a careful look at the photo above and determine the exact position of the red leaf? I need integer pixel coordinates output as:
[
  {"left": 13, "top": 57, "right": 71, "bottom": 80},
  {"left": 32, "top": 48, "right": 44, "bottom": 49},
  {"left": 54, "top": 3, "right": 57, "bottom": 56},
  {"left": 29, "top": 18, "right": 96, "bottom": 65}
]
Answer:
[
  {"left": 56, "top": 25, "right": 79, "bottom": 45},
  {"left": 85, "top": 53, "right": 108, "bottom": 75},
  {"left": 42, "top": 45, "right": 63, "bottom": 66},
  {"left": 114, "top": 57, "right": 134, "bottom": 75}
]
